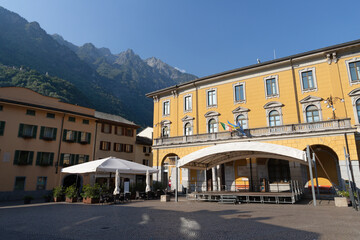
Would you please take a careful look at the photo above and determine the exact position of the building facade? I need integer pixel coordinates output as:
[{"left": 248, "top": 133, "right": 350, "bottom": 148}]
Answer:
[
  {"left": 0, "top": 87, "right": 150, "bottom": 200},
  {"left": 147, "top": 40, "right": 360, "bottom": 193}
]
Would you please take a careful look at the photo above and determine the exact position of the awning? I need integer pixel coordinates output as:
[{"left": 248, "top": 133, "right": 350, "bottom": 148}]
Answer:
[{"left": 178, "top": 142, "right": 307, "bottom": 169}]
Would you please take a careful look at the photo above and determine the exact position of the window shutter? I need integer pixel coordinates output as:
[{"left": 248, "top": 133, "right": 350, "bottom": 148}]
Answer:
[
  {"left": 85, "top": 155, "right": 89, "bottom": 162},
  {"left": 75, "top": 154, "right": 79, "bottom": 165},
  {"left": 60, "top": 154, "right": 64, "bottom": 166},
  {"left": 87, "top": 133, "right": 91, "bottom": 144},
  {"left": 107, "top": 142, "right": 111, "bottom": 151},
  {"left": 114, "top": 126, "right": 117, "bottom": 135},
  {"left": 32, "top": 126, "right": 37, "bottom": 138},
  {"left": 52, "top": 128, "right": 57, "bottom": 140},
  {"left": 70, "top": 154, "right": 74, "bottom": 165},
  {"left": 130, "top": 145, "right": 133, "bottom": 153},
  {"left": 14, "top": 150, "right": 20, "bottom": 165},
  {"left": 76, "top": 131, "right": 80, "bottom": 143},
  {"left": 63, "top": 129, "right": 67, "bottom": 141},
  {"left": 0, "top": 121, "right": 5, "bottom": 135},
  {"left": 109, "top": 125, "right": 112, "bottom": 134},
  {"left": 101, "top": 123, "right": 104, "bottom": 132},
  {"left": 122, "top": 127, "right": 125, "bottom": 136},
  {"left": 18, "top": 124, "right": 24, "bottom": 137},
  {"left": 50, "top": 153, "right": 54, "bottom": 166},
  {"left": 40, "top": 126, "right": 44, "bottom": 139},
  {"left": 28, "top": 151, "right": 34, "bottom": 165},
  {"left": 36, "top": 152, "right": 41, "bottom": 166}
]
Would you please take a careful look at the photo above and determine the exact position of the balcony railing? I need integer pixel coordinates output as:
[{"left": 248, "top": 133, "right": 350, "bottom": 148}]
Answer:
[{"left": 154, "top": 118, "right": 353, "bottom": 146}]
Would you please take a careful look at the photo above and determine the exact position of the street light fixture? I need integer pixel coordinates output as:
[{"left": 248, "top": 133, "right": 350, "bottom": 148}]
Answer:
[{"left": 324, "top": 95, "right": 344, "bottom": 119}]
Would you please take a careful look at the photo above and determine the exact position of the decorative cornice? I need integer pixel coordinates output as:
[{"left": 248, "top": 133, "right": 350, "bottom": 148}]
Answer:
[
  {"left": 348, "top": 88, "right": 360, "bottom": 97},
  {"left": 204, "top": 111, "right": 220, "bottom": 117},
  {"left": 263, "top": 101, "right": 283, "bottom": 109},
  {"left": 181, "top": 115, "right": 195, "bottom": 122},
  {"left": 232, "top": 106, "right": 250, "bottom": 114},
  {"left": 299, "top": 95, "right": 323, "bottom": 104}
]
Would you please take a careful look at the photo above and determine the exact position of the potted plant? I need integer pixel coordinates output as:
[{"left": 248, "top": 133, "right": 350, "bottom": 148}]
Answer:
[
  {"left": 65, "top": 185, "right": 78, "bottom": 203},
  {"left": 81, "top": 184, "right": 101, "bottom": 204},
  {"left": 335, "top": 190, "right": 350, "bottom": 207},
  {"left": 43, "top": 194, "right": 52, "bottom": 202},
  {"left": 53, "top": 186, "right": 65, "bottom": 202},
  {"left": 23, "top": 195, "right": 33, "bottom": 204}
]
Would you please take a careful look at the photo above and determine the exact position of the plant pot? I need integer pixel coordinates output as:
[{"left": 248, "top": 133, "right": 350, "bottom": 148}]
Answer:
[
  {"left": 334, "top": 197, "right": 349, "bottom": 207},
  {"left": 53, "top": 197, "right": 64, "bottom": 202},
  {"left": 66, "top": 197, "right": 77, "bottom": 203},
  {"left": 83, "top": 198, "right": 99, "bottom": 204}
]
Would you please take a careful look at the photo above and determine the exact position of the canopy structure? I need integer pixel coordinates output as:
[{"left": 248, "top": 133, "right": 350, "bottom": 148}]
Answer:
[
  {"left": 61, "top": 157, "right": 159, "bottom": 174},
  {"left": 178, "top": 142, "right": 307, "bottom": 169}
]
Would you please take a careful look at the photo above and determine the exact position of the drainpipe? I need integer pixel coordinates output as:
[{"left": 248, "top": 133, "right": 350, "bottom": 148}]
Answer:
[
  {"left": 55, "top": 113, "right": 65, "bottom": 175},
  {"left": 92, "top": 121, "right": 98, "bottom": 160},
  {"left": 194, "top": 82, "right": 199, "bottom": 134},
  {"left": 290, "top": 58, "right": 301, "bottom": 123}
]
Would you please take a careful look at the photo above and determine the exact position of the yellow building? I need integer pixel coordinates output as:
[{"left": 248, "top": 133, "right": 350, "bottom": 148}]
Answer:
[
  {"left": 0, "top": 87, "right": 151, "bottom": 200},
  {"left": 146, "top": 40, "right": 360, "bottom": 194}
]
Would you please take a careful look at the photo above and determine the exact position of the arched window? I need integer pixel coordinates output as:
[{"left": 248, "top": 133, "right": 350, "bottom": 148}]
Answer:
[
  {"left": 236, "top": 114, "right": 248, "bottom": 129},
  {"left": 208, "top": 118, "right": 217, "bottom": 133},
  {"left": 356, "top": 99, "right": 360, "bottom": 122},
  {"left": 306, "top": 105, "right": 320, "bottom": 123},
  {"left": 162, "top": 126, "right": 169, "bottom": 137},
  {"left": 269, "top": 110, "right": 280, "bottom": 126},
  {"left": 184, "top": 122, "right": 192, "bottom": 136}
]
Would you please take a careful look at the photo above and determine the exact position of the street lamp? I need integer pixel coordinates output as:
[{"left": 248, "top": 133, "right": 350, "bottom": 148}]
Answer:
[{"left": 324, "top": 95, "right": 344, "bottom": 119}]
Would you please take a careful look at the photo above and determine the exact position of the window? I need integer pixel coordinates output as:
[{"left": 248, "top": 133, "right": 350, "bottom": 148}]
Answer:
[
  {"left": 184, "top": 95, "right": 192, "bottom": 112},
  {"left": 301, "top": 71, "right": 314, "bottom": 90},
  {"left": 0, "top": 105, "right": 3, "bottom": 111},
  {"left": 36, "top": 177, "right": 47, "bottom": 190},
  {"left": 143, "top": 146, "right": 147, "bottom": 153},
  {"left": 36, "top": 152, "right": 54, "bottom": 166},
  {"left": 18, "top": 124, "right": 37, "bottom": 138},
  {"left": 63, "top": 130, "right": 76, "bottom": 142},
  {"left": 163, "top": 100, "right": 170, "bottom": 116},
  {"left": 0, "top": 121, "right": 5, "bottom": 136},
  {"left": 40, "top": 127, "right": 57, "bottom": 140},
  {"left": 101, "top": 123, "right": 112, "bottom": 133},
  {"left": 78, "top": 132, "right": 91, "bottom": 144},
  {"left": 14, "top": 150, "right": 34, "bottom": 165},
  {"left": 26, "top": 109, "right": 35, "bottom": 116},
  {"left": 143, "top": 159, "right": 149, "bottom": 166},
  {"left": 46, "top": 113, "right": 55, "bottom": 119},
  {"left": 184, "top": 122, "right": 192, "bottom": 136},
  {"left": 126, "top": 128, "right": 134, "bottom": 137},
  {"left": 14, "top": 177, "right": 26, "bottom": 190},
  {"left": 234, "top": 83, "right": 245, "bottom": 103},
  {"left": 349, "top": 60, "right": 360, "bottom": 82},
  {"left": 68, "top": 116, "right": 76, "bottom": 122},
  {"left": 162, "top": 125, "right": 169, "bottom": 137},
  {"left": 236, "top": 114, "right": 248, "bottom": 129},
  {"left": 125, "top": 144, "right": 133, "bottom": 153},
  {"left": 114, "top": 143, "right": 124, "bottom": 152},
  {"left": 60, "top": 153, "right": 74, "bottom": 166},
  {"left": 306, "top": 105, "right": 320, "bottom": 123},
  {"left": 208, "top": 118, "right": 218, "bottom": 133},
  {"left": 83, "top": 119, "right": 89, "bottom": 125},
  {"left": 269, "top": 110, "right": 281, "bottom": 127},
  {"left": 115, "top": 126, "right": 123, "bottom": 135},
  {"left": 266, "top": 78, "right": 278, "bottom": 96},
  {"left": 78, "top": 154, "right": 89, "bottom": 164},
  {"left": 100, "top": 141, "right": 111, "bottom": 151},
  {"left": 207, "top": 89, "right": 217, "bottom": 107}
]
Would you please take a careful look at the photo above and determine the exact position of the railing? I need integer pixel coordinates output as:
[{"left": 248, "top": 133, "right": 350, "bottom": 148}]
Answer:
[{"left": 154, "top": 118, "right": 352, "bottom": 146}]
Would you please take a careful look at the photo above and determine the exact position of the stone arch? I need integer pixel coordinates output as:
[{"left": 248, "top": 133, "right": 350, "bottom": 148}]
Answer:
[
  {"left": 160, "top": 153, "right": 179, "bottom": 188},
  {"left": 62, "top": 174, "right": 83, "bottom": 190}
]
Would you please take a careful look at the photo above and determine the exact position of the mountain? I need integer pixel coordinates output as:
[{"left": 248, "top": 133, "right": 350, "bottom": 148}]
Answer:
[{"left": 0, "top": 6, "right": 198, "bottom": 126}]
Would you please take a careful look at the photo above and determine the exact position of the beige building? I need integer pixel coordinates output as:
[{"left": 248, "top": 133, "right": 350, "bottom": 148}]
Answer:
[{"left": 0, "top": 87, "right": 153, "bottom": 200}]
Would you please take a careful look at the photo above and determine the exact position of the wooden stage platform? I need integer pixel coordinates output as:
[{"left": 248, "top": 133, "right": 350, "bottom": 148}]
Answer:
[{"left": 187, "top": 191, "right": 302, "bottom": 204}]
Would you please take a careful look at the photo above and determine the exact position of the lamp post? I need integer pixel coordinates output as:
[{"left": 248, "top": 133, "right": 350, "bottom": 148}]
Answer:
[{"left": 324, "top": 95, "right": 344, "bottom": 119}]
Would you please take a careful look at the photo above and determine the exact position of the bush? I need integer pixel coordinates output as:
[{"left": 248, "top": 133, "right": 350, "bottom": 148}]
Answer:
[
  {"left": 53, "top": 186, "right": 64, "bottom": 198},
  {"left": 152, "top": 181, "right": 167, "bottom": 191},
  {"left": 81, "top": 184, "right": 101, "bottom": 199},
  {"left": 23, "top": 195, "right": 34, "bottom": 201},
  {"left": 65, "top": 185, "right": 78, "bottom": 198}
]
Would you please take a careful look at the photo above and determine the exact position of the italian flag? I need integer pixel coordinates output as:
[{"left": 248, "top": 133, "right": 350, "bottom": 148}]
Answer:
[{"left": 220, "top": 122, "right": 232, "bottom": 132}]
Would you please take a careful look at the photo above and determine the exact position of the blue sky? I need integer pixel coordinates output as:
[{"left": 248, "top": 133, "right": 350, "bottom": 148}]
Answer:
[{"left": 1, "top": 0, "right": 360, "bottom": 77}]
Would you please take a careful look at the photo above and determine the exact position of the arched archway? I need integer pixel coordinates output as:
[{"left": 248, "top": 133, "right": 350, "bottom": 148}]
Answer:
[
  {"left": 305, "top": 145, "right": 340, "bottom": 192},
  {"left": 161, "top": 153, "right": 179, "bottom": 189},
  {"left": 62, "top": 174, "right": 82, "bottom": 189}
]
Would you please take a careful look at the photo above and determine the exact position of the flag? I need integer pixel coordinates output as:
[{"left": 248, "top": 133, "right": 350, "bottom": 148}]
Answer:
[
  {"left": 220, "top": 122, "right": 232, "bottom": 132},
  {"left": 227, "top": 120, "right": 246, "bottom": 136}
]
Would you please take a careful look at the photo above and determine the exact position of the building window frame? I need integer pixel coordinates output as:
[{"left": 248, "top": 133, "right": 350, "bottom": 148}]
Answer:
[
  {"left": 14, "top": 150, "right": 34, "bottom": 165},
  {"left": 14, "top": 177, "right": 26, "bottom": 191},
  {"left": 161, "top": 120, "right": 171, "bottom": 138},
  {"left": 233, "top": 82, "right": 246, "bottom": 104},
  {"left": 299, "top": 67, "right": 318, "bottom": 93},
  {"left": 206, "top": 88, "right": 217, "bottom": 108},
  {"left": 204, "top": 111, "right": 220, "bottom": 133},
  {"left": 40, "top": 126, "right": 57, "bottom": 141},
  {"left": 263, "top": 75, "right": 280, "bottom": 99},
  {"left": 162, "top": 100, "right": 170, "bottom": 116},
  {"left": 100, "top": 141, "right": 111, "bottom": 151},
  {"left": 36, "top": 152, "right": 54, "bottom": 166},
  {"left": 299, "top": 95, "right": 323, "bottom": 123},
  {"left": 346, "top": 57, "right": 360, "bottom": 85},
  {"left": 26, "top": 109, "right": 36, "bottom": 116},
  {"left": 46, "top": 113, "right": 55, "bottom": 119},
  {"left": 36, "top": 177, "right": 47, "bottom": 190},
  {"left": 183, "top": 94, "right": 192, "bottom": 113},
  {"left": 18, "top": 124, "right": 37, "bottom": 139},
  {"left": 182, "top": 115, "right": 194, "bottom": 136},
  {"left": 232, "top": 106, "right": 250, "bottom": 129},
  {"left": 305, "top": 105, "right": 321, "bottom": 123},
  {"left": 264, "top": 101, "right": 283, "bottom": 127}
]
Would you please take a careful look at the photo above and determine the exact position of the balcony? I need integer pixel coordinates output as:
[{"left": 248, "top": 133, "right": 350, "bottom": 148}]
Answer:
[{"left": 153, "top": 118, "right": 353, "bottom": 147}]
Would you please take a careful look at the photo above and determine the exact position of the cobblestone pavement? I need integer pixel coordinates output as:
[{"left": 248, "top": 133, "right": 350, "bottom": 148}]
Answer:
[{"left": 0, "top": 198, "right": 359, "bottom": 240}]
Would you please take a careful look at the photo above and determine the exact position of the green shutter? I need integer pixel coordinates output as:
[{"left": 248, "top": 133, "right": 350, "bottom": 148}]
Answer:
[
  {"left": 32, "top": 126, "right": 37, "bottom": 138},
  {"left": 50, "top": 153, "right": 54, "bottom": 166},
  {"left": 36, "top": 152, "right": 41, "bottom": 166},
  {"left": 85, "top": 155, "right": 89, "bottom": 162},
  {"left": 60, "top": 154, "right": 64, "bottom": 166},
  {"left": 70, "top": 154, "right": 75, "bottom": 165},
  {"left": 40, "top": 127, "right": 45, "bottom": 139},
  {"left": 52, "top": 128, "right": 57, "bottom": 140},
  {"left": 14, "top": 150, "right": 20, "bottom": 165},
  {"left": 0, "top": 121, "right": 5, "bottom": 135},
  {"left": 76, "top": 131, "right": 81, "bottom": 143},
  {"left": 63, "top": 130, "right": 67, "bottom": 141},
  {"left": 28, "top": 151, "right": 34, "bottom": 165},
  {"left": 87, "top": 133, "right": 91, "bottom": 144},
  {"left": 75, "top": 154, "right": 79, "bottom": 165},
  {"left": 18, "top": 124, "right": 24, "bottom": 137}
]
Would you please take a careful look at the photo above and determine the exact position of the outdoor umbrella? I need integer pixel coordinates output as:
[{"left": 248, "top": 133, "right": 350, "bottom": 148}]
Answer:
[
  {"left": 145, "top": 170, "right": 151, "bottom": 192},
  {"left": 113, "top": 169, "right": 120, "bottom": 195}
]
